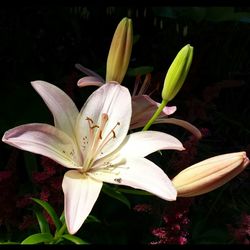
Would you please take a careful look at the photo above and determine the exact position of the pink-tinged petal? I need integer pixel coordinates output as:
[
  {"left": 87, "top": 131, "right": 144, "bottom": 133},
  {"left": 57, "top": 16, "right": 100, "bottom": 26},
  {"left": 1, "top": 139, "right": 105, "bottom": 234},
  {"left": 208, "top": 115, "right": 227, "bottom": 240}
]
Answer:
[
  {"left": 154, "top": 118, "right": 202, "bottom": 139},
  {"left": 77, "top": 76, "right": 104, "bottom": 88},
  {"left": 75, "top": 63, "right": 104, "bottom": 81},
  {"left": 117, "top": 131, "right": 184, "bottom": 158},
  {"left": 2, "top": 123, "right": 81, "bottom": 169},
  {"left": 89, "top": 157, "right": 177, "bottom": 201},
  {"left": 31, "top": 81, "right": 79, "bottom": 139},
  {"left": 131, "top": 95, "right": 176, "bottom": 129},
  {"left": 62, "top": 170, "right": 103, "bottom": 234},
  {"left": 76, "top": 83, "right": 132, "bottom": 159}
]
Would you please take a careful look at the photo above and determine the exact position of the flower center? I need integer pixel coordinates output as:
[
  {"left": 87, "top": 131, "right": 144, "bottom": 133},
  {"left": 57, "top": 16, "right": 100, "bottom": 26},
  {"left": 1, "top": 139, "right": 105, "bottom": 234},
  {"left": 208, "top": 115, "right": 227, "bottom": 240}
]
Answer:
[{"left": 82, "top": 113, "right": 120, "bottom": 172}]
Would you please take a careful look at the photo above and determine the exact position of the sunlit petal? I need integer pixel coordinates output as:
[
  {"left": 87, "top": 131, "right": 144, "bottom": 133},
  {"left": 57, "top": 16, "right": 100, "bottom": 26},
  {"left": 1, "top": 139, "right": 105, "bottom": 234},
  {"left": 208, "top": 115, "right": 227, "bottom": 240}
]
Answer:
[
  {"left": 31, "top": 81, "right": 79, "bottom": 139},
  {"left": 77, "top": 76, "right": 104, "bottom": 88},
  {"left": 62, "top": 170, "right": 103, "bottom": 234},
  {"left": 155, "top": 117, "right": 202, "bottom": 139},
  {"left": 117, "top": 131, "right": 184, "bottom": 158},
  {"left": 89, "top": 157, "right": 177, "bottom": 201},
  {"left": 2, "top": 123, "right": 81, "bottom": 169},
  {"left": 131, "top": 95, "right": 176, "bottom": 129},
  {"left": 76, "top": 83, "right": 132, "bottom": 159},
  {"left": 75, "top": 63, "right": 104, "bottom": 81}
]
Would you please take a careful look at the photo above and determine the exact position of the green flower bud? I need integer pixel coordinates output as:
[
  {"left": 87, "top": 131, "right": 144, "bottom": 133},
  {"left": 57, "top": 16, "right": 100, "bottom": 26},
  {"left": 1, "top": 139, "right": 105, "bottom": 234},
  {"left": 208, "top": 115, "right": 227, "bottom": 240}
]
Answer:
[{"left": 162, "top": 44, "right": 193, "bottom": 101}]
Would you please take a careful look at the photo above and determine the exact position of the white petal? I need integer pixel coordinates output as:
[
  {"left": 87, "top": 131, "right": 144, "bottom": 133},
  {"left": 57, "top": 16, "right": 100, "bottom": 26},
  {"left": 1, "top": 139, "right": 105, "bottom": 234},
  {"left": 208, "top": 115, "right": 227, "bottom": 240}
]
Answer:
[
  {"left": 155, "top": 117, "right": 202, "bottom": 139},
  {"left": 131, "top": 95, "right": 176, "bottom": 129},
  {"left": 76, "top": 83, "right": 132, "bottom": 159},
  {"left": 2, "top": 123, "right": 81, "bottom": 169},
  {"left": 75, "top": 63, "right": 104, "bottom": 81},
  {"left": 77, "top": 76, "right": 104, "bottom": 88},
  {"left": 89, "top": 157, "right": 177, "bottom": 201},
  {"left": 62, "top": 170, "right": 103, "bottom": 234},
  {"left": 31, "top": 81, "right": 79, "bottom": 139},
  {"left": 117, "top": 131, "right": 184, "bottom": 158}
]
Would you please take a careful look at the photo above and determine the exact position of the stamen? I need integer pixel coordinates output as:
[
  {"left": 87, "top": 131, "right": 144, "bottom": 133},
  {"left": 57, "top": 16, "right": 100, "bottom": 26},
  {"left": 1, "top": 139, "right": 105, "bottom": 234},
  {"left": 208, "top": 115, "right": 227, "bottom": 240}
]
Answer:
[
  {"left": 114, "top": 178, "right": 122, "bottom": 183},
  {"left": 82, "top": 113, "right": 122, "bottom": 172},
  {"left": 86, "top": 117, "right": 94, "bottom": 124},
  {"left": 91, "top": 125, "right": 99, "bottom": 129},
  {"left": 98, "top": 113, "right": 109, "bottom": 140}
]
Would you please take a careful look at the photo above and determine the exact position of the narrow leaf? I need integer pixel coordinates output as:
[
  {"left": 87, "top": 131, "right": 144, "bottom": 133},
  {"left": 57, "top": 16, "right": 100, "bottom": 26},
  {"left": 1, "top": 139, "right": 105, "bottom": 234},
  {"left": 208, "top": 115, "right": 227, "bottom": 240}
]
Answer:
[
  {"left": 1, "top": 241, "right": 20, "bottom": 244},
  {"left": 102, "top": 184, "right": 131, "bottom": 209},
  {"left": 31, "top": 198, "right": 61, "bottom": 230},
  {"left": 33, "top": 206, "right": 50, "bottom": 234},
  {"left": 62, "top": 234, "right": 89, "bottom": 244},
  {"left": 85, "top": 215, "right": 101, "bottom": 223},
  {"left": 60, "top": 211, "right": 65, "bottom": 224},
  {"left": 127, "top": 66, "right": 154, "bottom": 76},
  {"left": 21, "top": 233, "right": 53, "bottom": 244},
  {"left": 117, "top": 187, "right": 152, "bottom": 196}
]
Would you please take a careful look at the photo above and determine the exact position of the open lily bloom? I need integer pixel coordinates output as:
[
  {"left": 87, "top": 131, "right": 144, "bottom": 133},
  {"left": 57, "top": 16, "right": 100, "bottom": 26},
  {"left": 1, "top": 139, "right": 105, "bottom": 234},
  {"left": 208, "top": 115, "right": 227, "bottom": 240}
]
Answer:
[
  {"left": 2, "top": 81, "right": 185, "bottom": 234},
  {"left": 76, "top": 64, "right": 202, "bottom": 138}
]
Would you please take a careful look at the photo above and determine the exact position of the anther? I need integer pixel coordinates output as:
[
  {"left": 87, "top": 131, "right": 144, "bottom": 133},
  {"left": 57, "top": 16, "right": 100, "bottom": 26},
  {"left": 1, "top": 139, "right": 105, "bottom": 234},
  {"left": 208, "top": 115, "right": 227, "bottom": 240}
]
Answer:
[
  {"left": 114, "top": 178, "right": 122, "bottom": 183},
  {"left": 86, "top": 117, "right": 94, "bottom": 123}
]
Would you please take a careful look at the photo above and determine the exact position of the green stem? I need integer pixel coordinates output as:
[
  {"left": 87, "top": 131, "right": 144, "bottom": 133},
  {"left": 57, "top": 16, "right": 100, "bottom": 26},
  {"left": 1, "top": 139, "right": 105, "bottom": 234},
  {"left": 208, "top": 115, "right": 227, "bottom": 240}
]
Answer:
[
  {"left": 142, "top": 99, "right": 168, "bottom": 131},
  {"left": 54, "top": 222, "right": 67, "bottom": 241}
]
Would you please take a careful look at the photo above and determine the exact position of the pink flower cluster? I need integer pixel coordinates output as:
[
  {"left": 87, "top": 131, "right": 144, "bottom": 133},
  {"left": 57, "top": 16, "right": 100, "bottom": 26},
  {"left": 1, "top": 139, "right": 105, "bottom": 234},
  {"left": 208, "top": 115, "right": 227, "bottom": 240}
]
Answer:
[{"left": 150, "top": 198, "right": 192, "bottom": 244}]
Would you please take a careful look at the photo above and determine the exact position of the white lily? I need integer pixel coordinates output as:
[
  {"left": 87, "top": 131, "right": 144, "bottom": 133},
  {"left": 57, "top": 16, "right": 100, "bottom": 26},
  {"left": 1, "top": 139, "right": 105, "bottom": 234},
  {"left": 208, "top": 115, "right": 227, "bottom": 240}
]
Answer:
[
  {"left": 2, "top": 81, "right": 184, "bottom": 234},
  {"left": 76, "top": 65, "right": 202, "bottom": 139}
]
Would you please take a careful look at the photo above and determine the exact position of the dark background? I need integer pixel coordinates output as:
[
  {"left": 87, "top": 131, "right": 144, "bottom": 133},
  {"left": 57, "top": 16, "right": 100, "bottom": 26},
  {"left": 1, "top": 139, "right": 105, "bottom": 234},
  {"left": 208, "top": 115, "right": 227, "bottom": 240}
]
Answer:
[{"left": 0, "top": 6, "right": 250, "bottom": 244}]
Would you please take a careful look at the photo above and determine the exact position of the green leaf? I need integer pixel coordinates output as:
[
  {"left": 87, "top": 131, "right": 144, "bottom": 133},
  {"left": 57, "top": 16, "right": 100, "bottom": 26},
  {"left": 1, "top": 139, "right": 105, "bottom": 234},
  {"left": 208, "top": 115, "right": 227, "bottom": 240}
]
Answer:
[
  {"left": 21, "top": 233, "right": 53, "bottom": 244},
  {"left": 116, "top": 188, "right": 152, "bottom": 196},
  {"left": 0, "top": 241, "right": 19, "bottom": 244},
  {"left": 31, "top": 198, "right": 61, "bottom": 230},
  {"left": 33, "top": 206, "right": 51, "bottom": 234},
  {"left": 102, "top": 184, "right": 131, "bottom": 209},
  {"left": 152, "top": 7, "right": 176, "bottom": 18},
  {"left": 62, "top": 234, "right": 89, "bottom": 245},
  {"left": 85, "top": 215, "right": 101, "bottom": 223},
  {"left": 60, "top": 211, "right": 65, "bottom": 224},
  {"left": 133, "top": 34, "right": 140, "bottom": 45},
  {"left": 127, "top": 66, "right": 154, "bottom": 76}
]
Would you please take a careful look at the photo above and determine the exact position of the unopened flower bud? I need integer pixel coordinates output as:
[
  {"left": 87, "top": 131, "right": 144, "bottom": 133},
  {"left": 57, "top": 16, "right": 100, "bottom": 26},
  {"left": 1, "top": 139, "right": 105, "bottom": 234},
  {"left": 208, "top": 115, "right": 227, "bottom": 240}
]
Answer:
[
  {"left": 172, "top": 151, "right": 249, "bottom": 197},
  {"left": 106, "top": 17, "right": 133, "bottom": 83},
  {"left": 162, "top": 44, "right": 193, "bottom": 101}
]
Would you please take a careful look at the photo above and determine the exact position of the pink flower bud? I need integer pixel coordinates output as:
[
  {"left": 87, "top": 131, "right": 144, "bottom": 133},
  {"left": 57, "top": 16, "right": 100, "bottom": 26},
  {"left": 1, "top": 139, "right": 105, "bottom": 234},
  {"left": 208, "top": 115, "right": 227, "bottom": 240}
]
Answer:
[{"left": 172, "top": 151, "right": 249, "bottom": 197}]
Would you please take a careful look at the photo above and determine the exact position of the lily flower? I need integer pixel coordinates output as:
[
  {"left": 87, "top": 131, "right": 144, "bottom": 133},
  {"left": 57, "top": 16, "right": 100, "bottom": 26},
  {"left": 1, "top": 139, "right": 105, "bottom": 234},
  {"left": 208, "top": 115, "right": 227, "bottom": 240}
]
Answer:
[
  {"left": 76, "top": 66, "right": 201, "bottom": 138},
  {"left": 172, "top": 151, "right": 250, "bottom": 197},
  {"left": 2, "top": 81, "right": 185, "bottom": 234}
]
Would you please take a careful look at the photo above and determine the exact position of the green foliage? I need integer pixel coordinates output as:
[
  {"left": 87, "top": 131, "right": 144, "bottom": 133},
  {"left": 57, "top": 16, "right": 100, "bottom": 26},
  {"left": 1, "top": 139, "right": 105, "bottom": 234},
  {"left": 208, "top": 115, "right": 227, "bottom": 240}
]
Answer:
[
  {"left": 127, "top": 66, "right": 154, "bottom": 76},
  {"left": 153, "top": 7, "right": 250, "bottom": 23},
  {"left": 21, "top": 233, "right": 53, "bottom": 244},
  {"left": 102, "top": 184, "right": 131, "bottom": 209},
  {"left": 62, "top": 234, "right": 89, "bottom": 244},
  {"left": 33, "top": 206, "right": 51, "bottom": 234},
  {"left": 31, "top": 198, "right": 62, "bottom": 231}
]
